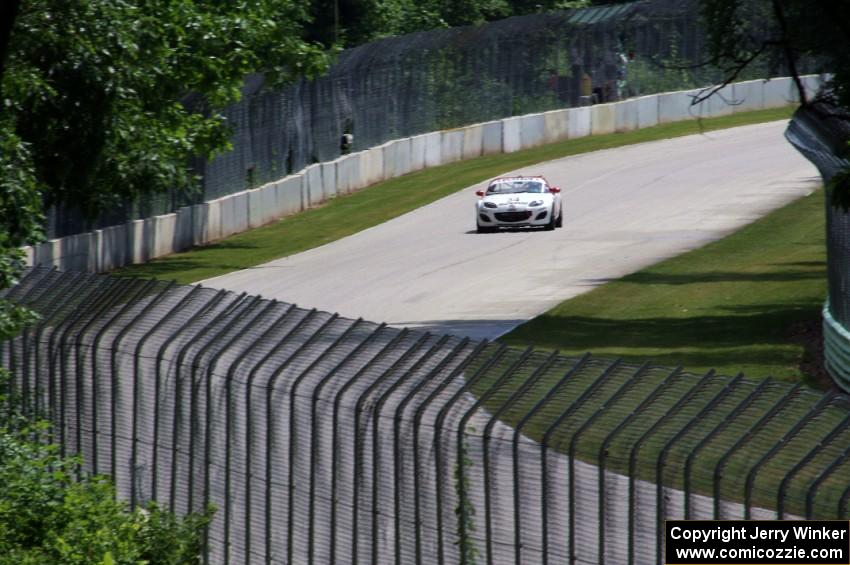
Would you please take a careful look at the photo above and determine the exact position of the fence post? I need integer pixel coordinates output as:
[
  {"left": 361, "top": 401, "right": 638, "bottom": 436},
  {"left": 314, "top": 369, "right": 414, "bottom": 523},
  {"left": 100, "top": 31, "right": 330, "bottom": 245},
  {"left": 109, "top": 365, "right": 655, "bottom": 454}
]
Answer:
[
  {"left": 168, "top": 291, "right": 247, "bottom": 511},
  {"left": 640, "top": 369, "right": 714, "bottom": 565},
  {"left": 805, "top": 443, "right": 850, "bottom": 518},
  {"left": 216, "top": 299, "right": 290, "bottom": 563},
  {"left": 743, "top": 395, "right": 834, "bottom": 519},
  {"left": 655, "top": 373, "right": 744, "bottom": 523},
  {"left": 683, "top": 379, "right": 771, "bottom": 519},
  {"left": 369, "top": 333, "right": 453, "bottom": 564},
  {"left": 597, "top": 366, "right": 681, "bottom": 565},
  {"left": 351, "top": 332, "right": 431, "bottom": 565},
  {"left": 315, "top": 322, "right": 389, "bottom": 564},
  {"left": 71, "top": 278, "right": 133, "bottom": 477},
  {"left": 342, "top": 327, "right": 408, "bottom": 564},
  {"left": 393, "top": 338, "right": 480, "bottom": 565},
  {"left": 182, "top": 293, "right": 254, "bottom": 517},
  {"left": 454, "top": 348, "right": 534, "bottom": 565},
  {"left": 88, "top": 278, "right": 164, "bottom": 475},
  {"left": 115, "top": 283, "right": 214, "bottom": 489},
  {"left": 777, "top": 412, "right": 850, "bottom": 519},
  {"left": 303, "top": 321, "right": 391, "bottom": 563},
  {"left": 427, "top": 343, "right": 508, "bottom": 565},
  {"left": 49, "top": 276, "right": 111, "bottom": 457},
  {"left": 511, "top": 353, "right": 591, "bottom": 565},
  {"left": 31, "top": 271, "right": 85, "bottom": 420},
  {"left": 197, "top": 296, "right": 276, "bottom": 564},
  {"left": 137, "top": 284, "right": 204, "bottom": 500},
  {"left": 570, "top": 361, "right": 655, "bottom": 565},
  {"left": 238, "top": 303, "right": 305, "bottom": 565},
  {"left": 281, "top": 314, "right": 352, "bottom": 564},
  {"left": 712, "top": 385, "right": 801, "bottom": 519},
  {"left": 539, "top": 359, "right": 622, "bottom": 565},
  {"left": 480, "top": 349, "right": 559, "bottom": 564},
  {"left": 164, "top": 289, "right": 232, "bottom": 510},
  {"left": 261, "top": 308, "right": 324, "bottom": 563},
  {"left": 7, "top": 268, "right": 58, "bottom": 419},
  {"left": 202, "top": 296, "right": 276, "bottom": 565}
]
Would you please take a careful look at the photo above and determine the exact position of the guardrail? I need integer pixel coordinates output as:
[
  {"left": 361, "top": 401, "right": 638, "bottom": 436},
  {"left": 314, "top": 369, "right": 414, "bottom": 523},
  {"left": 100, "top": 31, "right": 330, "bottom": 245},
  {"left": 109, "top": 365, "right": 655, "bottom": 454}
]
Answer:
[
  {"left": 3, "top": 268, "right": 849, "bottom": 564},
  {"left": 23, "top": 76, "right": 823, "bottom": 275}
]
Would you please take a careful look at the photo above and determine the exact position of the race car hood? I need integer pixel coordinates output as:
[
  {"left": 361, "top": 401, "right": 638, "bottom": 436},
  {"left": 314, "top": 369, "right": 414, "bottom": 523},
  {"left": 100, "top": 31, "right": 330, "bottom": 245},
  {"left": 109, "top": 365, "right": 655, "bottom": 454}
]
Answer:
[{"left": 480, "top": 192, "right": 553, "bottom": 206}]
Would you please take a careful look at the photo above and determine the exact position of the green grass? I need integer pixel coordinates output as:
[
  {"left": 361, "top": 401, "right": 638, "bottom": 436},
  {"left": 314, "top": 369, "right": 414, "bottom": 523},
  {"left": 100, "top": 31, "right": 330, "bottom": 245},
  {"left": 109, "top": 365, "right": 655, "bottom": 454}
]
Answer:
[
  {"left": 501, "top": 188, "right": 827, "bottom": 385},
  {"left": 114, "top": 106, "right": 795, "bottom": 284},
  {"left": 462, "top": 346, "right": 848, "bottom": 519}
]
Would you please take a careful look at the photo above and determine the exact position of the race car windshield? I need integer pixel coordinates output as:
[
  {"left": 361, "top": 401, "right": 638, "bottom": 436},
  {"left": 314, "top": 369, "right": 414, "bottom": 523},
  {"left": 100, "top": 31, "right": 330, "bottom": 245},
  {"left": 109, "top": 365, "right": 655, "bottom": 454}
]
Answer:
[{"left": 487, "top": 181, "right": 544, "bottom": 194}]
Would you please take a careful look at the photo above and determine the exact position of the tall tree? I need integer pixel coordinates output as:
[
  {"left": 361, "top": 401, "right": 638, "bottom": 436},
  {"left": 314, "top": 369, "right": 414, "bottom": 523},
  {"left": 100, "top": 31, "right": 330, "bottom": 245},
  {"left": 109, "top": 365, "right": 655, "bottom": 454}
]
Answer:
[
  {"left": 701, "top": 0, "right": 850, "bottom": 205},
  {"left": 0, "top": 0, "right": 331, "bottom": 337},
  {"left": 699, "top": 0, "right": 847, "bottom": 106},
  {"left": 4, "top": 0, "right": 330, "bottom": 218}
]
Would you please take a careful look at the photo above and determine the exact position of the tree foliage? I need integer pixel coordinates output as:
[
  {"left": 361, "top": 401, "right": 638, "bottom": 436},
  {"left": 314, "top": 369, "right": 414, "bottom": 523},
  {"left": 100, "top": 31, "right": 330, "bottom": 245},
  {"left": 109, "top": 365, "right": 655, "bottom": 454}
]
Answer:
[
  {"left": 700, "top": 0, "right": 848, "bottom": 107},
  {"left": 700, "top": 0, "right": 850, "bottom": 207},
  {"left": 0, "top": 0, "right": 332, "bottom": 369},
  {"left": 0, "top": 2, "right": 329, "bottom": 561},
  {"left": 0, "top": 421, "right": 211, "bottom": 565},
  {"left": 307, "top": 0, "right": 627, "bottom": 47},
  {"left": 3, "top": 0, "right": 330, "bottom": 218}
]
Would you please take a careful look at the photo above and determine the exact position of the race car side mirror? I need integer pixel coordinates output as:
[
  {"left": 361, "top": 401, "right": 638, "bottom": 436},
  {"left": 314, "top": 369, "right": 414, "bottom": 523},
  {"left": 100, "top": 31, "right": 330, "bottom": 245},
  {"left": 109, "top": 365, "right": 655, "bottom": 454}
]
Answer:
[
  {"left": 475, "top": 190, "right": 485, "bottom": 197},
  {"left": 549, "top": 187, "right": 561, "bottom": 193}
]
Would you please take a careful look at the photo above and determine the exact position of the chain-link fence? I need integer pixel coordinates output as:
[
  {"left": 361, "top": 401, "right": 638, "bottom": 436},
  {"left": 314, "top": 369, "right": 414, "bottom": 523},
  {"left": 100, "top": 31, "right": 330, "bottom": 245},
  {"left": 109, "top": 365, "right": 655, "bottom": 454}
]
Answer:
[
  {"left": 47, "top": 0, "right": 803, "bottom": 239},
  {"left": 2, "top": 268, "right": 849, "bottom": 564}
]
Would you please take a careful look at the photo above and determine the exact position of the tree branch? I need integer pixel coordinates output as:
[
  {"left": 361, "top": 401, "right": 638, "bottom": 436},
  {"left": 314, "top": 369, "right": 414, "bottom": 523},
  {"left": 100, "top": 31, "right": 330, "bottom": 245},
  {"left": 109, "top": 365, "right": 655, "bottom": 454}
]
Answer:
[
  {"left": 689, "top": 42, "right": 769, "bottom": 106},
  {"left": 771, "top": 0, "right": 807, "bottom": 105}
]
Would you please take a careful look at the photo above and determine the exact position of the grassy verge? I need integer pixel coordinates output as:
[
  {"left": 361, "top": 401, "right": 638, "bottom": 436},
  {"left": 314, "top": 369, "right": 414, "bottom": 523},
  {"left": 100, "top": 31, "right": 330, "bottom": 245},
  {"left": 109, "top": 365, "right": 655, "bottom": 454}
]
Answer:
[
  {"left": 501, "top": 188, "right": 827, "bottom": 385},
  {"left": 114, "top": 106, "right": 795, "bottom": 284}
]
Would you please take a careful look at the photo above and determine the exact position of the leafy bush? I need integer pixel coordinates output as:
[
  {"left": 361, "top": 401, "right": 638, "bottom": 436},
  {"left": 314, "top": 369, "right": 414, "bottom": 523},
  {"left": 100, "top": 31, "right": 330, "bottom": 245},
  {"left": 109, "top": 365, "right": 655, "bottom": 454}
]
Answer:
[{"left": 0, "top": 424, "right": 211, "bottom": 565}]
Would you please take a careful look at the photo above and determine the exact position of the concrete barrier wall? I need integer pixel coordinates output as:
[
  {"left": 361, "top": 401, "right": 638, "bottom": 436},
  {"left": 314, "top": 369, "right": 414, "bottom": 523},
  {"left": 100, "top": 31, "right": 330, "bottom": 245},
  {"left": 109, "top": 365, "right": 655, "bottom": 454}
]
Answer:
[
  {"left": 384, "top": 139, "right": 412, "bottom": 179},
  {"left": 733, "top": 80, "right": 765, "bottom": 113},
  {"left": 568, "top": 106, "right": 591, "bottom": 138},
  {"left": 26, "top": 76, "right": 820, "bottom": 273},
  {"left": 441, "top": 130, "right": 465, "bottom": 164},
  {"left": 336, "top": 154, "right": 359, "bottom": 194},
  {"left": 462, "top": 125, "right": 483, "bottom": 160},
  {"left": 543, "top": 109, "right": 569, "bottom": 142},
  {"left": 658, "top": 89, "right": 696, "bottom": 124},
  {"left": 615, "top": 100, "right": 639, "bottom": 132},
  {"left": 764, "top": 77, "right": 794, "bottom": 109},
  {"left": 591, "top": 103, "right": 616, "bottom": 135},
  {"left": 636, "top": 95, "right": 660, "bottom": 129},
  {"left": 321, "top": 162, "right": 338, "bottom": 200},
  {"left": 519, "top": 113, "right": 546, "bottom": 149},
  {"left": 502, "top": 116, "right": 522, "bottom": 153},
  {"left": 423, "top": 132, "right": 442, "bottom": 169},
  {"left": 481, "top": 121, "right": 503, "bottom": 154}
]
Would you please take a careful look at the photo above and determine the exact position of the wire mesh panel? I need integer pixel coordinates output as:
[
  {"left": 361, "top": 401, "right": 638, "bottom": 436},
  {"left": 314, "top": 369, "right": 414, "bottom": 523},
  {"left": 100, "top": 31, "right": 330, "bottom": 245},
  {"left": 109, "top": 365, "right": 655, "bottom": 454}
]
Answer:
[
  {"left": 43, "top": 0, "right": 800, "bottom": 239},
  {"left": 3, "top": 268, "right": 850, "bottom": 564}
]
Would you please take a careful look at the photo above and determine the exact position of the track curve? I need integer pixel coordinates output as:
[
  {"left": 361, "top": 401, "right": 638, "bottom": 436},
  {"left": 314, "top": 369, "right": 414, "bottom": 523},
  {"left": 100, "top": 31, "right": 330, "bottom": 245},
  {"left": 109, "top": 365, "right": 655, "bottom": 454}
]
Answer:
[{"left": 203, "top": 121, "right": 820, "bottom": 340}]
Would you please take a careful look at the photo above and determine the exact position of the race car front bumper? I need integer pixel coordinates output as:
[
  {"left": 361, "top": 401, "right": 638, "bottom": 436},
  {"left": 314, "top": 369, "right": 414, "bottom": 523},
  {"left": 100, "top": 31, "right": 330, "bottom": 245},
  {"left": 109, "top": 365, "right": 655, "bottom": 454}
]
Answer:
[{"left": 478, "top": 207, "right": 550, "bottom": 227}]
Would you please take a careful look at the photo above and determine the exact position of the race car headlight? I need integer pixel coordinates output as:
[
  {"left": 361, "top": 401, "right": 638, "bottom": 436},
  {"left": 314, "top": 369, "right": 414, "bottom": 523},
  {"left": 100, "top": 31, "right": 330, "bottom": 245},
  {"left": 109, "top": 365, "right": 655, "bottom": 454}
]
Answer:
[
  {"left": 483, "top": 202, "right": 498, "bottom": 209},
  {"left": 527, "top": 200, "right": 544, "bottom": 207}
]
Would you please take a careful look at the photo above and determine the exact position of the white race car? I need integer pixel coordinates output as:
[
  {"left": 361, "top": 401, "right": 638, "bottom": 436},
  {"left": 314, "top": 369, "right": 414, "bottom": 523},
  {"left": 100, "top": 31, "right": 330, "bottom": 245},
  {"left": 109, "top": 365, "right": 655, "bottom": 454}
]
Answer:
[{"left": 475, "top": 176, "right": 563, "bottom": 233}]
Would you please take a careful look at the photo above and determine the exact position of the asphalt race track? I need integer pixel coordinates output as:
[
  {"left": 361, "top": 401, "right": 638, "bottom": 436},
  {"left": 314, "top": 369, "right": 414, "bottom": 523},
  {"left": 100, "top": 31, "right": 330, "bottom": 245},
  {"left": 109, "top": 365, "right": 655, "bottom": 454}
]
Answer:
[{"left": 203, "top": 121, "right": 820, "bottom": 340}]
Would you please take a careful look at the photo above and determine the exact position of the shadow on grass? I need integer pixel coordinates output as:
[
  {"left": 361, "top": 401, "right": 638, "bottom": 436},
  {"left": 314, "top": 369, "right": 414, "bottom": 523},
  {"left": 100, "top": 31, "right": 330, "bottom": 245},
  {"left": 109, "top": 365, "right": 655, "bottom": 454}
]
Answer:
[
  {"left": 620, "top": 269, "right": 824, "bottom": 285},
  {"left": 502, "top": 303, "right": 823, "bottom": 375},
  {"left": 113, "top": 241, "right": 264, "bottom": 280}
]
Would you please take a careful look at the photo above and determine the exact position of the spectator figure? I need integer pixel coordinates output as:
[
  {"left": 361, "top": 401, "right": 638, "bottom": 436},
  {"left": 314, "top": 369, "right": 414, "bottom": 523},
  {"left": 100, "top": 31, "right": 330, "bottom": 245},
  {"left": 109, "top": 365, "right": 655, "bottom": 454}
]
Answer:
[{"left": 340, "top": 119, "right": 354, "bottom": 155}]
